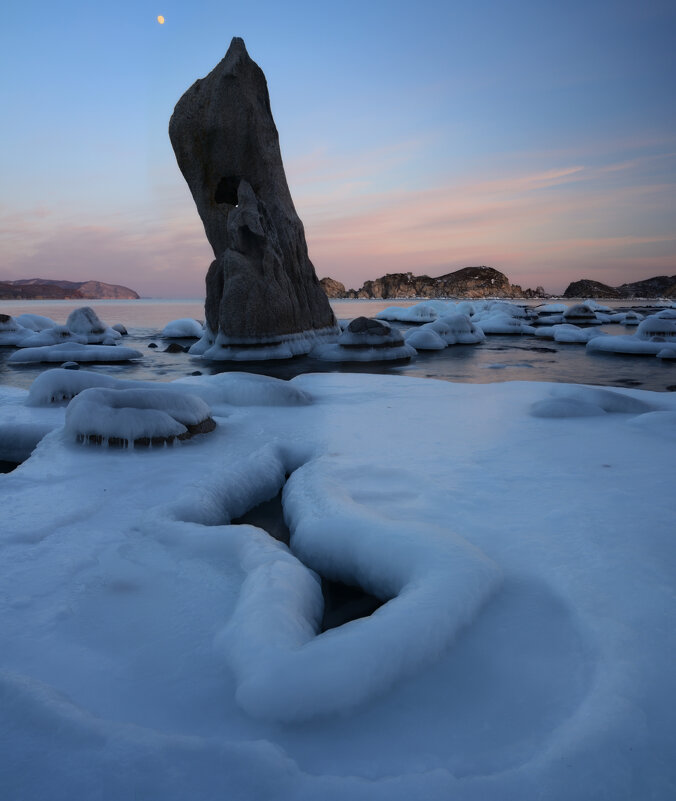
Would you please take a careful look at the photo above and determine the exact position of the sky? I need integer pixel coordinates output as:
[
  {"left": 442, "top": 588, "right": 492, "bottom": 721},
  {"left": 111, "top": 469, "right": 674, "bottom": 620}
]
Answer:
[{"left": 1, "top": 0, "right": 675, "bottom": 298}]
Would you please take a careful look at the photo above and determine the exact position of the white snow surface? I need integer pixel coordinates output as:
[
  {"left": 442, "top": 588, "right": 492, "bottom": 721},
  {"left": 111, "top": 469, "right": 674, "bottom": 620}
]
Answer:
[
  {"left": 65, "top": 306, "right": 121, "bottom": 344},
  {"left": 1, "top": 373, "right": 676, "bottom": 800}
]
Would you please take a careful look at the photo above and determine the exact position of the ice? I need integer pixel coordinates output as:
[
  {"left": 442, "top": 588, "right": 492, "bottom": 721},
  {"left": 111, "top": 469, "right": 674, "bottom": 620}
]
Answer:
[
  {"left": 14, "top": 313, "right": 58, "bottom": 331},
  {"left": 0, "top": 314, "right": 33, "bottom": 347},
  {"left": 20, "top": 326, "right": 88, "bottom": 347},
  {"left": 202, "top": 326, "right": 339, "bottom": 361},
  {"left": 535, "top": 323, "right": 607, "bottom": 343},
  {"left": 531, "top": 385, "right": 658, "bottom": 418},
  {"left": 635, "top": 312, "right": 676, "bottom": 340},
  {"left": 161, "top": 318, "right": 204, "bottom": 338},
  {"left": 471, "top": 311, "right": 536, "bottom": 335},
  {"left": 1, "top": 373, "right": 676, "bottom": 799},
  {"left": 8, "top": 343, "right": 142, "bottom": 364},
  {"left": 310, "top": 318, "right": 416, "bottom": 362},
  {"left": 65, "top": 387, "right": 215, "bottom": 446},
  {"left": 376, "top": 300, "right": 454, "bottom": 323},
  {"left": 65, "top": 306, "right": 121, "bottom": 344},
  {"left": 403, "top": 327, "right": 447, "bottom": 350}
]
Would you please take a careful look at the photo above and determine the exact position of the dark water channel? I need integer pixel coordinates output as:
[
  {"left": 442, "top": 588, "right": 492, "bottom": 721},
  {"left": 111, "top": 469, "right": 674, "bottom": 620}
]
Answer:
[{"left": 232, "top": 489, "right": 386, "bottom": 632}]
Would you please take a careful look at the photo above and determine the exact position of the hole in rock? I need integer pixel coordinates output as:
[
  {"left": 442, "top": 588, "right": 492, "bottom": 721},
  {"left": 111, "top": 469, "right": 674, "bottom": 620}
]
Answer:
[
  {"left": 214, "top": 175, "right": 241, "bottom": 205},
  {"left": 0, "top": 460, "right": 20, "bottom": 473},
  {"left": 231, "top": 485, "right": 388, "bottom": 632}
]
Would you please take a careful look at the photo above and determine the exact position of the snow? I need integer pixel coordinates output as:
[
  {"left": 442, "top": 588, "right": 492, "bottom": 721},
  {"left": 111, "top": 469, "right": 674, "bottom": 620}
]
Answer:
[
  {"left": 310, "top": 318, "right": 416, "bottom": 362},
  {"left": 0, "top": 314, "right": 33, "bottom": 347},
  {"left": 7, "top": 342, "right": 142, "bottom": 364},
  {"left": 1, "top": 372, "right": 676, "bottom": 799},
  {"left": 65, "top": 387, "right": 214, "bottom": 446},
  {"left": 65, "top": 306, "right": 121, "bottom": 344},
  {"left": 403, "top": 327, "right": 447, "bottom": 350},
  {"left": 535, "top": 324, "right": 607, "bottom": 343},
  {"left": 162, "top": 318, "right": 204, "bottom": 338},
  {"left": 14, "top": 313, "right": 58, "bottom": 331}
]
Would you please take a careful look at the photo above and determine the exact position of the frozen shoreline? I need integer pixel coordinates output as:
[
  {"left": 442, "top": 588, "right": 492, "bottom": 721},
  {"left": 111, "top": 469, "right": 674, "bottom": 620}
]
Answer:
[{"left": 1, "top": 370, "right": 675, "bottom": 799}]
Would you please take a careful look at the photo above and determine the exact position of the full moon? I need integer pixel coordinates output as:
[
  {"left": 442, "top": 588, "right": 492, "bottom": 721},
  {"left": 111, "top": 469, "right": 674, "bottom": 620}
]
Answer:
[{"left": 157, "top": 15, "right": 165, "bottom": 24}]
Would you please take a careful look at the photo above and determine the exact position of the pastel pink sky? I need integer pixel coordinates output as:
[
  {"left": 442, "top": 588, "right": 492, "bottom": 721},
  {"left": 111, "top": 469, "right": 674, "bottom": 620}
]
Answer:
[{"left": 1, "top": 1, "right": 675, "bottom": 297}]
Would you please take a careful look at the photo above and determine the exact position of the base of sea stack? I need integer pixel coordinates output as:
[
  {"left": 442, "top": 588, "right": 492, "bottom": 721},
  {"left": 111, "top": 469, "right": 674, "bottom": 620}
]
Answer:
[{"left": 199, "top": 326, "right": 341, "bottom": 362}]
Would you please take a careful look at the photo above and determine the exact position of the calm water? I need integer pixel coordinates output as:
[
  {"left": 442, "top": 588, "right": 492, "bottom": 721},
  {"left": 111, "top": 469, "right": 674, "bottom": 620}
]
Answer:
[{"left": 1, "top": 298, "right": 674, "bottom": 392}]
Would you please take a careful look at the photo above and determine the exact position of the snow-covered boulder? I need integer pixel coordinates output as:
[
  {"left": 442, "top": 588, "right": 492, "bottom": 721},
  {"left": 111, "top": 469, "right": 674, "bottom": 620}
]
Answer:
[
  {"left": 65, "top": 387, "right": 216, "bottom": 447},
  {"left": 66, "top": 307, "right": 121, "bottom": 344},
  {"left": 14, "top": 313, "right": 57, "bottom": 332},
  {"left": 310, "top": 317, "right": 415, "bottom": 362},
  {"left": 0, "top": 314, "right": 32, "bottom": 347},
  {"left": 162, "top": 318, "right": 204, "bottom": 338},
  {"left": 562, "top": 304, "right": 602, "bottom": 325},
  {"left": 403, "top": 327, "right": 447, "bottom": 350}
]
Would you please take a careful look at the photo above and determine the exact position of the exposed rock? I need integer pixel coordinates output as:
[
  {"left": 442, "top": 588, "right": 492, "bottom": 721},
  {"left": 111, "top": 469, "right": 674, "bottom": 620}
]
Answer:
[
  {"left": 563, "top": 280, "right": 620, "bottom": 298},
  {"left": 320, "top": 277, "right": 347, "bottom": 298},
  {"left": 169, "top": 37, "right": 338, "bottom": 358},
  {"left": 564, "top": 275, "right": 676, "bottom": 299},
  {"left": 324, "top": 267, "right": 545, "bottom": 299},
  {"left": 0, "top": 279, "right": 139, "bottom": 300}
]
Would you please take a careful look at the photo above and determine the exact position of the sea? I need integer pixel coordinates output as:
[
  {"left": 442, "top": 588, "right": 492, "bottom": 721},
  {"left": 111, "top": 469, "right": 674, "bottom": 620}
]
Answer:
[{"left": 1, "top": 297, "right": 674, "bottom": 393}]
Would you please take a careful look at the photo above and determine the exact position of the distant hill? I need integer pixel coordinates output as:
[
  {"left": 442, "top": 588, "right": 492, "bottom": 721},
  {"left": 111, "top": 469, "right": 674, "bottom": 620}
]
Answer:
[
  {"left": 0, "top": 279, "right": 139, "bottom": 300},
  {"left": 564, "top": 275, "right": 676, "bottom": 299},
  {"left": 321, "top": 267, "right": 546, "bottom": 299}
]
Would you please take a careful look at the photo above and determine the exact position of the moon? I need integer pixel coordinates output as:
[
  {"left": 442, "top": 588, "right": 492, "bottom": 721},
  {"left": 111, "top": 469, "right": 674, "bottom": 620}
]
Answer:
[{"left": 157, "top": 15, "right": 165, "bottom": 24}]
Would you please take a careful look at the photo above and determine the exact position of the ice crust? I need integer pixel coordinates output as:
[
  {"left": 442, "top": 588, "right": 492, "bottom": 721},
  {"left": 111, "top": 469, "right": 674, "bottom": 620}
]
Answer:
[
  {"left": 161, "top": 318, "right": 204, "bottom": 338},
  {"left": 65, "top": 387, "right": 214, "bottom": 446},
  {"left": 7, "top": 343, "right": 142, "bottom": 364},
  {"left": 1, "top": 373, "right": 676, "bottom": 799}
]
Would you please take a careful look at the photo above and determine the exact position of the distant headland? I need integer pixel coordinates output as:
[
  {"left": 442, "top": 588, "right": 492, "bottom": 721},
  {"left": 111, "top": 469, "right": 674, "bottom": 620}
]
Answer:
[
  {"left": 0, "top": 279, "right": 139, "bottom": 300},
  {"left": 321, "top": 268, "right": 676, "bottom": 300}
]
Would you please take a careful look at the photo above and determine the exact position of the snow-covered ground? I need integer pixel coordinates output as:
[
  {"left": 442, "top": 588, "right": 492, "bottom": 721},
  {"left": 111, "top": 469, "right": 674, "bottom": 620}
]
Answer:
[{"left": 1, "top": 370, "right": 675, "bottom": 800}]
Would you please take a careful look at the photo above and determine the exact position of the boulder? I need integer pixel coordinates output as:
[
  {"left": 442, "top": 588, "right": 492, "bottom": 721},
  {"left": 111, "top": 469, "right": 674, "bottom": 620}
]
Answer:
[{"left": 169, "top": 37, "right": 338, "bottom": 359}]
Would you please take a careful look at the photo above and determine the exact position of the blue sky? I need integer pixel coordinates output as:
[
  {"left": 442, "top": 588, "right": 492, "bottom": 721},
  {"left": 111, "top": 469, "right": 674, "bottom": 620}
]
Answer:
[{"left": 1, "top": 0, "right": 674, "bottom": 296}]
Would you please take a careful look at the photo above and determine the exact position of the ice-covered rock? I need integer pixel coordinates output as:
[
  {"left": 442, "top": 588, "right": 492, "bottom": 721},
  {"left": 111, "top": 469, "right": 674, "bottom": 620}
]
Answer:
[
  {"left": 161, "top": 318, "right": 204, "bottom": 339},
  {"left": 66, "top": 307, "right": 121, "bottom": 344},
  {"left": 562, "top": 304, "right": 602, "bottom": 325},
  {"left": 376, "top": 300, "right": 454, "bottom": 323},
  {"left": 169, "top": 37, "right": 339, "bottom": 360},
  {"left": 635, "top": 312, "right": 676, "bottom": 341},
  {"left": 20, "top": 326, "right": 88, "bottom": 347},
  {"left": 8, "top": 343, "right": 142, "bottom": 364},
  {"left": 403, "top": 327, "right": 447, "bottom": 350},
  {"left": 310, "top": 317, "right": 416, "bottom": 362},
  {"left": 14, "top": 313, "right": 57, "bottom": 331},
  {"left": 534, "top": 324, "right": 608, "bottom": 344},
  {"left": 0, "top": 314, "right": 32, "bottom": 347},
  {"left": 65, "top": 387, "right": 216, "bottom": 447}
]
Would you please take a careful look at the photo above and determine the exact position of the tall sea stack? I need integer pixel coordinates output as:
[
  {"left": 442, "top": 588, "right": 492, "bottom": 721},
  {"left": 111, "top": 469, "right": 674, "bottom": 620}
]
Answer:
[{"left": 169, "top": 37, "right": 339, "bottom": 359}]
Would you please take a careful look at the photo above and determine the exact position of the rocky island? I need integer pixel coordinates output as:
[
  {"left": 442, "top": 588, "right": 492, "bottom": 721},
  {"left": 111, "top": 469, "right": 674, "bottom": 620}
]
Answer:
[
  {"left": 0, "top": 279, "right": 139, "bottom": 300},
  {"left": 563, "top": 275, "right": 676, "bottom": 299},
  {"left": 320, "top": 267, "right": 546, "bottom": 300}
]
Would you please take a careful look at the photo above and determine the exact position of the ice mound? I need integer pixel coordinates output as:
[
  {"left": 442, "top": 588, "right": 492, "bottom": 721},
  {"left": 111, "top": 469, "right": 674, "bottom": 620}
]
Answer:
[
  {"left": 535, "top": 324, "right": 607, "bottom": 343},
  {"left": 403, "top": 327, "right": 447, "bottom": 350},
  {"left": 310, "top": 317, "right": 416, "bottom": 362},
  {"left": 657, "top": 347, "right": 676, "bottom": 359},
  {"left": 562, "top": 304, "right": 603, "bottom": 325},
  {"left": 65, "top": 387, "right": 216, "bottom": 447},
  {"left": 8, "top": 343, "right": 142, "bottom": 364},
  {"left": 20, "top": 326, "right": 88, "bottom": 347},
  {"left": 220, "top": 457, "right": 501, "bottom": 721},
  {"left": 188, "top": 326, "right": 216, "bottom": 355},
  {"left": 161, "top": 318, "right": 204, "bottom": 338},
  {"left": 65, "top": 307, "right": 121, "bottom": 344},
  {"left": 176, "top": 372, "right": 312, "bottom": 407},
  {"left": 376, "top": 300, "right": 454, "bottom": 323},
  {"left": 0, "top": 314, "right": 33, "bottom": 347},
  {"left": 27, "top": 368, "right": 312, "bottom": 409},
  {"left": 531, "top": 385, "right": 658, "bottom": 418},
  {"left": 201, "top": 326, "right": 338, "bottom": 361},
  {"left": 635, "top": 312, "right": 676, "bottom": 341},
  {"left": 428, "top": 314, "right": 485, "bottom": 344},
  {"left": 15, "top": 313, "right": 57, "bottom": 331},
  {"left": 471, "top": 311, "right": 536, "bottom": 335}
]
